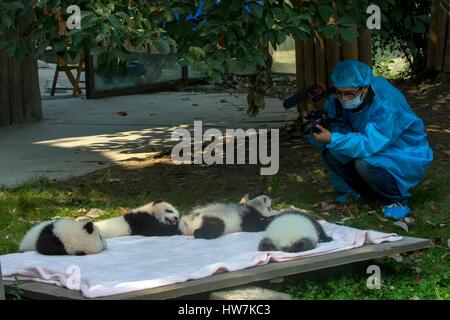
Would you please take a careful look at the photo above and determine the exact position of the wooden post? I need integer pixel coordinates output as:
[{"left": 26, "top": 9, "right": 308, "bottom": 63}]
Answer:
[
  {"left": 84, "top": 49, "right": 96, "bottom": 99},
  {"left": 29, "top": 53, "right": 43, "bottom": 121},
  {"left": 435, "top": 10, "right": 449, "bottom": 71},
  {"left": 427, "top": 0, "right": 440, "bottom": 70},
  {"left": 303, "top": 38, "right": 315, "bottom": 110},
  {"left": 9, "top": 57, "right": 24, "bottom": 124},
  {"left": 0, "top": 50, "right": 11, "bottom": 126},
  {"left": 314, "top": 35, "right": 327, "bottom": 89},
  {"left": 314, "top": 35, "right": 327, "bottom": 108},
  {"left": 182, "top": 66, "right": 189, "bottom": 82},
  {"left": 0, "top": 261, "right": 5, "bottom": 300},
  {"left": 21, "top": 55, "right": 33, "bottom": 120},
  {"left": 341, "top": 37, "right": 359, "bottom": 60},
  {"left": 358, "top": 28, "right": 372, "bottom": 66},
  {"left": 294, "top": 37, "right": 306, "bottom": 112},
  {"left": 326, "top": 38, "right": 341, "bottom": 88},
  {"left": 445, "top": 12, "right": 450, "bottom": 73}
]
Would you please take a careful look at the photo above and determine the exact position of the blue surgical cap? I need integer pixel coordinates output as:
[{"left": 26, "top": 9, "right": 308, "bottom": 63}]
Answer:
[{"left": 331, "top": 60, "right": 374, "bottom": 88}]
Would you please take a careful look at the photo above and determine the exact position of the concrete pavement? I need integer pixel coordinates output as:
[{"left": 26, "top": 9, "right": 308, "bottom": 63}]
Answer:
[{"left": 0, "top": 90, "right": 297, "bottom": 187}]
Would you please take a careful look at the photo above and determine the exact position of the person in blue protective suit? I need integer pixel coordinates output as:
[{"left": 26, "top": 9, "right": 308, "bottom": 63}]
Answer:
[{"left": 308, "top": 60, "right": 433, "bottom": 220}]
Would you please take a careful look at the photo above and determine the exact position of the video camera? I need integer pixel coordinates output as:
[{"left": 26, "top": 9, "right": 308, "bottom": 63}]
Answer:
[{"left": 283, "top": 85, "right": 342, "bottom": 135}]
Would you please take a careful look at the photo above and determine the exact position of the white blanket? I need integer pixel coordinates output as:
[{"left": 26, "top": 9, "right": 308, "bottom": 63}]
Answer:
[{"left": 0, "top": 221, "right": 401, "bottom": 298}]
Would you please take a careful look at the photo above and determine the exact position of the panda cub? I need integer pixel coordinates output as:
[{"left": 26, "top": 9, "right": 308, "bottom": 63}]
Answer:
[
  {"left": 94, "top": 200, "right": 181, "bottom": 238},
  {"left": 178, "top": 195, "right": 275, "bottom": 240},
  {"left": 20, "top": 219, "right": 107, "bottom": 256},
  {"left": 258, "top": 210, "right": 333, "bottom": 253}
]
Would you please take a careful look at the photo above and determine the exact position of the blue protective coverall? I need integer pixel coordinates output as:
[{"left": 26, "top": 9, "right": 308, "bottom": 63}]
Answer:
[{"left": 308, "top": 60, "right": 433, "bottom": 199}]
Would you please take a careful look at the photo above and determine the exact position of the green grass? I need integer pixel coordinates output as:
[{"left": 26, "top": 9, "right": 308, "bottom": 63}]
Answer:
[
  {"left": 266, "top": 163, "right": 450, "bottom": 300},
  {"left": 0, "top": 151, "right": 449, "bottom": 300}
]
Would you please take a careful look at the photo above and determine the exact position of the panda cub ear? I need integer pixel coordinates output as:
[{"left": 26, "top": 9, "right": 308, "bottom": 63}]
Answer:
[
  {"left": 239, "top": 194, "right": 250, "bottom": 204},
  {"left": 153, "top": 200, "right": 164, "bottom": 205},
  {"left": 84, "top": 221, "right": 95, "bottom": 234},
  {"left": 258, "top": 238, "right": 277, "bottom": 251}
]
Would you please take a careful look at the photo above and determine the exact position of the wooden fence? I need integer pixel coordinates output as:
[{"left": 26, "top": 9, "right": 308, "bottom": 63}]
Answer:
[
  {"left": 294, "top": 28, "right": 372, "bottom": 110},
  {"left": 427, "top": 0, "right": 450, "bottom": 72}
]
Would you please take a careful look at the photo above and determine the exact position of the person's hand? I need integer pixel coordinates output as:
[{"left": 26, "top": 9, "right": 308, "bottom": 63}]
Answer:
[{"left": 312, "top": 125, "right": 331, "bottom": 143}]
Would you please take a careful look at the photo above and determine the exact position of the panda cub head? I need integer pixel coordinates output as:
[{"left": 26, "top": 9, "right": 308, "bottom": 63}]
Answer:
[
  {"left": 131, "top": 200, "right": 180, "bottom": 226},
  {"left": 240, "top": 194, "right": 274, "bottom": 216},
  {"left": 20, "top": 219, "right": 107, "bottom": 256},
  {"left": 178, "top": 194, "right": 275, "bottom": 237}
]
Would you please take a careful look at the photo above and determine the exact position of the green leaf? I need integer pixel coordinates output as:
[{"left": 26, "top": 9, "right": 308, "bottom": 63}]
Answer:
[
  {"left": 271, "top": 8, "right": 286, "bottom": 22},
  {"left": 340, "top": 27, "right": 358, "bottom": 44},
  {"left": 297, "top": 14, "right": 313, "bottom": 22},
  {"left": 15, "top": 40, "right": 30, "bottom": 60},
  {"left": 253, "top": 53, "right": 265, "bottom": 67},
  {"left": 188, "top": 46, "right": 206, "bottom": 60},
  {"left": 337, "top": 16, "right": 353, "bottom": 26},
  {"left": 277, "top": 32, "right": 287, "bottom": 44},
  {"left": 5, "top": 43, "right": 16, "bottom": 57},
  {"left": 116, "top": 12, "right": 129, "bottom": 19},
  {"left": 34, "top": 41, "right": 49, "bottom": 58},
  {"left": 209, "top": 59, "right": 225, "bottom": 73},
  {"left": 153, "top": 38, "right": 170, "bottom": 53},
  {"left": 163, "top": 10, "right": 172, "bottom": 22},
  {"left": 318, "top": 5, "right": 334, "bottom": 23},
  {"left": 5, "top": 1, "right": 24, "bottom": 11},
  {"left": 90, "top": 46, "right": 106, "bottom": 57},
  {"left": 1, "top": 12, "right": 13, "bottom": 28},
  {"left": 108, "top": 15, "right": 121, "bottom": 30},
  {"left": 265, "top": 12, "right": 274, "bottom": 29},
  {"left": 412, "top": 19, "right": 426, "bottom": 33},
  {"left": 248, "top": 4, "right": 263, "bottom": 19},
  {"left": 405, "top": 16, "right": 412, "bottom": 29},
  {"left": 322, "top": 25, "right": 336, "bottom": 38},
  {"left": 53, "top": 39, "right": 67, "bottom": 53}
]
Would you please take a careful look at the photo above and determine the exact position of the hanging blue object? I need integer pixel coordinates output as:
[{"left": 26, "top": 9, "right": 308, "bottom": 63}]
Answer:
[
  {"left": 185, "top": 0, "right": 205, "bottom": 21},
  {"left": 173, "top": 0, "right": 265, "bottom": 27}
]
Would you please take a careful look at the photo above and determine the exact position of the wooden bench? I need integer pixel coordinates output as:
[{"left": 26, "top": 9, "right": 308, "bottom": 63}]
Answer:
[
  {"left": 0, "top": 261, "right": 5, "bottom": 300},
  {"left": 2, "top": 236, "right": 430, "bottom": 300}
]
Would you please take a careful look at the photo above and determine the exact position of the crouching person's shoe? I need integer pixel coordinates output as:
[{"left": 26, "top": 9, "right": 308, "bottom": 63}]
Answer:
[
  {"left": 383, "top": 200, "right": 410, "bottom": 220},
  {"left": 336, "top": 190, "right": 360, "bottom": 204}
]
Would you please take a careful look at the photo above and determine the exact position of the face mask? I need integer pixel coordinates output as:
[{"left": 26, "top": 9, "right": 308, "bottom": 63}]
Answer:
[{"left": 339, "top": 94, "right": 363, "bottom": 110}]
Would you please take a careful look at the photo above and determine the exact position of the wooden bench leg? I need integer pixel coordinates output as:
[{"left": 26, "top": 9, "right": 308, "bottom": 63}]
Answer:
[
  {"left": 64, "top": 69, "right": 82, "bottom": 96},
  {"left": 75, "top": 56, "right": 85, "bottom": 93},
  {"left": 0, "top": 261, "right": 5, "bottom": 300},
  {"left": 53, "top": 56, "right": 84, "bottom": 96},
  {"left": 50, "top": 67, "right": 60, "bottom": 96}
]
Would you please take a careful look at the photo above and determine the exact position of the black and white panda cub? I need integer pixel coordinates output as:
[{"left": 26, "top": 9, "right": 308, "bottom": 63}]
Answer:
[
  {"left": 178, "top": 195, "right": 275, "bottom": 240},
  {"left": 258, "top": 210, "right": 333, "bottom": 253},
  {"left": 19, "top": 219, "right": 107, "bottom": 256},
  {"left": 94, "top": 200, "right": 181, "bottom": 238}
]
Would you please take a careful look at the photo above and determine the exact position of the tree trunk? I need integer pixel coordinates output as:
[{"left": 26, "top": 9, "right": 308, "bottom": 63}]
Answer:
[{"left": 0, "top": 10, "right": 42, "bottom": 126}]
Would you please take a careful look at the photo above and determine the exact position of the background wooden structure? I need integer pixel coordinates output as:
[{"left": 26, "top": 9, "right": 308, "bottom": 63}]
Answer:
[
  {"left": 295, "top": 28, "right": 372, "bottom": 111},
  {"left": 427, "top": 0, "right": 450, "bottom": 73}
]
